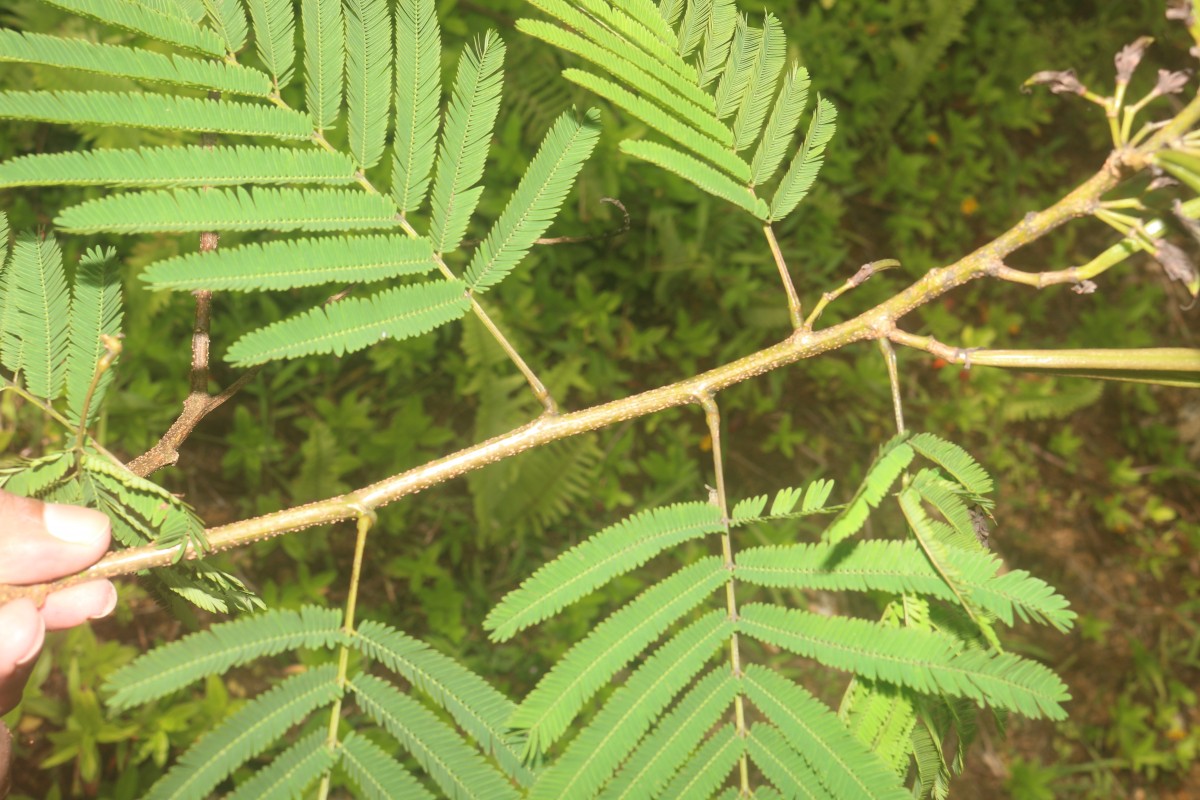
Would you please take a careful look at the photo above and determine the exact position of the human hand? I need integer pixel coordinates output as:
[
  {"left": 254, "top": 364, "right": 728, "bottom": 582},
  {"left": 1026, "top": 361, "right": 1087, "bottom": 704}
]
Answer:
[{"left": 0, "top": 489, "right": 116, "bottom": 797}]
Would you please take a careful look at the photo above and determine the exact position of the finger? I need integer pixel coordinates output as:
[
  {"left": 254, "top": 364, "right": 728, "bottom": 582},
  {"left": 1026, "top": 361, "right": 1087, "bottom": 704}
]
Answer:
[
  {"left": 0, "top": 599, "right": 44, "bottom": 715},
  {"left": 0, "top": 493, "right": 111, "bottom": 585},
  {"left": 39, "top": 580, "right": 118, "bottom": 631}
]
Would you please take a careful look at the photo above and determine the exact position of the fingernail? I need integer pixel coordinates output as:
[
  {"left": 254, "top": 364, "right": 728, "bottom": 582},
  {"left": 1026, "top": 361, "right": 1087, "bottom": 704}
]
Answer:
[
  {"left": 89, "top": 584, "right": 118, "bottom": 620},
  {"left": 42, "top": 504, "right": 109, "bottom": 546},
  {"left": 15, "top": 617, "right": 44, "bottom": 666}
]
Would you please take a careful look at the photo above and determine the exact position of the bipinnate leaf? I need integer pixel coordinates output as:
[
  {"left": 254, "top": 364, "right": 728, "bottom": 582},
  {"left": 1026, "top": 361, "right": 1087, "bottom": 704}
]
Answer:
[
  {"left": 349, "top": 673, "right": 520, "bottom": 800},
  {"left": 0, "top": 91, "right": 313, "bottom": 139},
  {"left": 430, "top": 31, "right": 506, "bottom": 254},
  {"left": 466, "top": 107, "right": 602, "bottom": 293},
  {"left": 146, "top": 665, "right": 342, "bottom": 800},
  {"left": 345, "top": 0, "right": 393, "bottom": 169},
  {"left": 66, "top": 246, "right": 123, "bottom": 426},
  {"left": 56, "top": 187, "right": 400, "bottom": 234},
  {"left": 619, "top": 140, "right": 767, "bottom": 219},
  {"left": 600, "top": 668, "right": 737, "bottom": 800},
  {"left": 392, "top": 0, "right": 442, "bottom": 213},
  {"left": 6, "top": 233, "right": 70, "bottom": 402},
  {"left": 39, "top": 0, "right": 225, "bottom": 56},
  {"left": 713, "top": 15, "right": 761, "bottom": 119},
  {"left": 247, "top": 0, "right": 296, "bottom": 88},
  {"left": 527, "top": 611, "right": 732, "bottom": 800},
  {"left": 486, "top": 500, "right": 724, "bottom": 641},
  {"left": 225, "top": 279, "right": 470, "bottom": 366},
  {"left": 695, "top": 0, "right": 738, "bottom": 88},
  {"left": 142, "top": 234, "right": 436, "bottom": 292},
  {"left": 351, "top": 620, "right": 533, "bottom": 786},
  {"left": 742, "top": 664, "right": 910, "bottom": 799},
  {"left": 0, "top": 30, "right": 272, "bottom": 96},
  {"left": 737, "top": 604, "right": 1070, "bottom": 719},
  {"left": 822, "top": 436, "right": 913, "bottom": 544},
  {"left": 0, "top": 453, "right": 72, "bottom": 498},
  {"left": 511, "top": 558, "right": 728, "bottom": 758},
  {"left": 302, "top": 0, "right": 344, "bottom": 129},
  {"left": 731, "top": 478, "right": 836, "bottom": 523},
  {"left": 223, "top": 729, "right": 336, "bottom": 800},
  {"left": 105, "top": 606, "right": 344, "bottom": 710},
  {"left": 339, "top": 731, "right": 436, "bottom": 800},
  {"left": 204, "top": 0, "right": 249, "bottom": 52},
  {"left": 769, "top": 95, "right": 837, "bottom": 221}
]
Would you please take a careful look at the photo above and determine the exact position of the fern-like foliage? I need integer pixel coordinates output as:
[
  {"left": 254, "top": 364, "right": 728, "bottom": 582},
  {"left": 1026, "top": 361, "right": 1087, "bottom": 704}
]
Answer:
[
  {"left": 491, "top": 430, "right": 1070, "bottom": 797},
  {"left": 521, "top": 0, "right": 837, "bottom": 223},
  {"left": 103, "top": 607, "right": 529, "bottom": 798}
]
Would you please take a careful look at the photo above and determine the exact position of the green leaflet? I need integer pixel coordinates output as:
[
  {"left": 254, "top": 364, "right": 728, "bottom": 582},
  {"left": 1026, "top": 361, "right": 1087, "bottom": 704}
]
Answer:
[
  {"left": 0, "top": 211, "right": 18, "bottom": 374},
  {"left": 5, "top": 233, "right": 70, "bottom": 402},
  {"left": 66, "top": 247, "right": 122, "bottom": 426},
  {"left": 56, "top": 187, "right": 401, "bottom": 234},
  {"left": 351, "top": 620, "right": 533, "bottom": 786},
  {"left": 511, "top": 557, "right": 728, "bottom": 757},
  {"left": 600, "top": 668, "right": 737, "bottom": 800},
  {"left": 620, "top": 139, "right": 767, "bottom": 218},
  {"left": 660, "top": 725, "right": 745, "bottom": 800},
  {"left": 750, "top": 65, "right": 810, "bottom": 186},
  {"left": 742, "top": 665, "right": 910, "bottom": 800},
  {"left": 574, "top": 0, "right": 693, "bottom": 81},
  {"left": 908, "top": 432, "right": 994, "bottom": 496},
  {"left": 392, "top": 0, "right": 442, "bottom": 213},
  {"left": 340, "top": 732, "right": 436, "bottom": 800},
  {"left": 770, "top": 95, "right": 837, "bottom": 221},
  {"left": 564, "top": 69, "right": 749, "bottom": 181},
  {"left": 142, "top": 234, "right": 436, "bottom": 292},
  {"left": 658, "top": 0, "right": 685, "bottom": 29},
  {"left": 713, "top": 15, "right": 760, "bottom": 120},
  {"left": 0, "top": 30, "right": 272, "bottom": 96},
  {"left": 747, "top": 723, "right": 834, "bottom": 800},
  {"left": 203, "top": 0, "right": 249, "bottom": 53},
  {"left": 486, "top": 500, "right": 724, "bottom": 640},
  {"left": 104, "top": 606, "right": 344, "bottom": 710},
  {"left": 676, "top": 0, "right": 714, "bottom": 57},
  {"left": 38, "top": 0, "right": 225, "bottom": 56},
  {"left": 465, "top": 107, "right": 602, "bottom": 293},
  {"left": 527, "top": 611, "right": 732, "bottom": 800},
  {"left": 223, "top": 729, "right": 336, "bottom": 800},
  {"left": 429, "top": 31, "right": 505, "bottom": 254},
  {"left": 224, "top": 279, "right": 471, "bottom": 366},
  {"left": 349, "top": 674, "right": 520, "bottom": 800},
  {"left": 821, "top": 436, "right": 913, "bottom": 544},
  {"left": 247, "top": 0, "right": 296, "bottom": 88},
  {"left": 302, "top": 0, "right": 344, "bottom": 129},
  {"left": 695, "top": 0, "right": 737, "bottom": 88},
  {"left": 737, "top": 604, "right": 1070, "bottom": 719},
  {"left": 734, "top": 540, "right": 1074, "bottom": 632},
  {"left": 517, "top": 21, "right": 730, "bottom": 146},
  {"left": 345, "top": 0, "right": 392, "bottom": 169},
  {"left": 0, "top": 91, "right": 313, "bottom": 140},
  {"left": 0, "top": 146, "right": 358, "bottom": 189},
  {"left": 731, "top": 14, "right": 785, "bottom": 152},
  {"left": 730, "top": 478, "right": 836, "bottom": 522},
  {"left": 145, "top": 665, "right": 342, "bottom": 800},
  {"left": 525, "top": 0, "right": 714, "bottom": 114}
]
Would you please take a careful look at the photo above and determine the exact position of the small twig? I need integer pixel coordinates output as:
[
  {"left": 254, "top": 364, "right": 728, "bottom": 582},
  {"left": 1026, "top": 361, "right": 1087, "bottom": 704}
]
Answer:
[{"left": 805, "top": 259, "right": 901, "bottom": 328}]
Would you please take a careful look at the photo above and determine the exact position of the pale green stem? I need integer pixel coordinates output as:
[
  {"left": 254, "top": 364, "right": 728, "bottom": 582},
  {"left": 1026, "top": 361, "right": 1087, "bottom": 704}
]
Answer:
[
  {"left": 697, "top": 393, "right": 751, "bottom": 795},
  {"left": 877, "top": 337, "right": 904, "bottom": 434},
  {"left": 762, "top": 224, "right": 803, "bottom": 330},
  {"left": 316, "top": 506, "right": 376, "bottom": 800},
  {"left": 72, "top": 336, "right": 121, "bottom": 457}
]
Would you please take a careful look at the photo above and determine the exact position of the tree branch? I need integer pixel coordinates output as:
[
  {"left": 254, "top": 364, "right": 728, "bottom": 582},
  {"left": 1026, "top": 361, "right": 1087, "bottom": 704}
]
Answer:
[{"left": 6, "top": 90, "right": 1200, "bottom": 605}]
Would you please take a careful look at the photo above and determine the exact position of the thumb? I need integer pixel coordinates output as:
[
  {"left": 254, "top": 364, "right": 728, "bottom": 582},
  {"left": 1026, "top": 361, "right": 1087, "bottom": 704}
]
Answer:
[{"left": 0, "top": 491, "right": 111, "bottom": 584}]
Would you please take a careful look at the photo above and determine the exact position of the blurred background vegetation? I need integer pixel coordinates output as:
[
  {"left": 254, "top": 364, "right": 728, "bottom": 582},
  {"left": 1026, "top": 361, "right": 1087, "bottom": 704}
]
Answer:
[{"left": 0, "top": 0, "right": 1197, "bottom": 797}]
